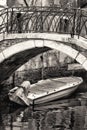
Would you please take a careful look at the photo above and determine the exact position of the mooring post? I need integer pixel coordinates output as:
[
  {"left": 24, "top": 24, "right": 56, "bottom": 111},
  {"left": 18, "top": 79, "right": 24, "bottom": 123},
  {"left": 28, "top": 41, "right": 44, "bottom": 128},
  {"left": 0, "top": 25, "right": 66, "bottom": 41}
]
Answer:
[
  {"left": 32, "top": 100, "right": 35, "bottom": 111},
  {"left": 12, "top": 73, "right": 15, "bottom": 88},
  {"left": 40, "top": 55, "right": 44, "bottom": 80}
]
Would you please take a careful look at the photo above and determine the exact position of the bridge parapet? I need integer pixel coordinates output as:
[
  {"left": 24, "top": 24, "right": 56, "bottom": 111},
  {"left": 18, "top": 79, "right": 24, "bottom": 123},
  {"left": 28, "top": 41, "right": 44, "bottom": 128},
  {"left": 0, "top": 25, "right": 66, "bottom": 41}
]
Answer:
[{"left": 0, "top": 7, "right": 87, "bottom": 38}]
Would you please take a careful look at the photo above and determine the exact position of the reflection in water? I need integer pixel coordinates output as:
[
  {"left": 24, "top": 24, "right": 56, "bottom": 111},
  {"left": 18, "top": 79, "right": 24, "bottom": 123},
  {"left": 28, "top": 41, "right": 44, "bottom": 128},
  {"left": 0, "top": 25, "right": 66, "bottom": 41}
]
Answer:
[
  {"left": 0, "top": 98, "right": 87, "bottom": 130},
  {"left": 1, "top": 85, "right": 87, "bottom": 130},
  {"left": 0, "top": 112, "right": 5, "bottom": 130}
]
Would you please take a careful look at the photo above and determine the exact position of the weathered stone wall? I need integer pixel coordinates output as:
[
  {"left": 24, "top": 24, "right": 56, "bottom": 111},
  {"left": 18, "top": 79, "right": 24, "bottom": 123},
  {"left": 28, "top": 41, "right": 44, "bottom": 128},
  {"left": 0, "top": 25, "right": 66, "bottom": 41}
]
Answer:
[
  {"left": 5, "top": 64, "right": 86, "bottom": 88},
  {"left": 7, "top": 0, "right": 54, "bottom": 7},
  {"left": 7, "top": 0, "right": 78, "bottom": 7},
  {"left": 5, "top": 65, "right": 68, "bottom": 85},
  {"left": 7, "top": 0, "right": 87, "bottom": 8}
]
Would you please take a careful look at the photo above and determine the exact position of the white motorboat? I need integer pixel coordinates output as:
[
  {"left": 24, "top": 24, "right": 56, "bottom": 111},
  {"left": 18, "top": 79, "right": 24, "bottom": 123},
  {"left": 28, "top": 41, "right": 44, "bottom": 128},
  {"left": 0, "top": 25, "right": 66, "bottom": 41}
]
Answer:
[{"left": 8, "top": 76, "right": 83, "bottom": 106}]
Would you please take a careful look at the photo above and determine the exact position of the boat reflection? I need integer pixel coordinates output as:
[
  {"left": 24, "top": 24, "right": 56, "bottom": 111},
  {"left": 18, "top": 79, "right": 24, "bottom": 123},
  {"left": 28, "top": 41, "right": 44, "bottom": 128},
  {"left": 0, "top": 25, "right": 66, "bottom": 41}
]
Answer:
[{"left": 1, "top": 96, "right": 87, "bottom": 130}]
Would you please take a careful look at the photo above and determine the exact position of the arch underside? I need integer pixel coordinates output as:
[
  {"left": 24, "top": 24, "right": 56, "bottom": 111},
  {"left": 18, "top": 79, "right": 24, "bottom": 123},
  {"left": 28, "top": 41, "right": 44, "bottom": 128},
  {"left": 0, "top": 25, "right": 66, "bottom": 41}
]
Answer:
[
  {"left": 0, "top": 38, "right": 87, "bottom": 84},
  {"left": 0, "top": 47, "right": 50, "bottom": 83}
]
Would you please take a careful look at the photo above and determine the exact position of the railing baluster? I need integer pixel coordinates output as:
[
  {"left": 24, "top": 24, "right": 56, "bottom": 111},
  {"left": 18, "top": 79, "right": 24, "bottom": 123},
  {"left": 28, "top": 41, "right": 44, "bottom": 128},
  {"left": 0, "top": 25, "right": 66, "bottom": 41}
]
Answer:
[
  {"left": 71, "top": 9, "right": 76, "bottom": 38},
  {"left": 7, "top": 8, "right": 9, "bottom": 33},
  {"left": 10, "top": 8, "right": 13, "bottom": 33},
  {"left": 78, "top": 9, "right": 82, "bottom": 38}
]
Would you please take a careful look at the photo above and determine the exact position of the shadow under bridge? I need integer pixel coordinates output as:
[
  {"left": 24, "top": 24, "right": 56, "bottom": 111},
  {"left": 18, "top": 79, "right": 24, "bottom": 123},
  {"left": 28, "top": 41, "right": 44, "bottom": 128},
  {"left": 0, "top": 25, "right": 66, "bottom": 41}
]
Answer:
[{"left": 0, "top": 38, "right": 87, "bottom": 84}]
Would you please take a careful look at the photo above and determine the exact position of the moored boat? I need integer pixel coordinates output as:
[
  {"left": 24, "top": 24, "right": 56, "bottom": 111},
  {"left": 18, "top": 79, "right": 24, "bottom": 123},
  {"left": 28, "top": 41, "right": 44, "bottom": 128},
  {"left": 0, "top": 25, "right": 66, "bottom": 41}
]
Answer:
[{"left": 8, "top": 76, "right": 83, "bottom": 106}]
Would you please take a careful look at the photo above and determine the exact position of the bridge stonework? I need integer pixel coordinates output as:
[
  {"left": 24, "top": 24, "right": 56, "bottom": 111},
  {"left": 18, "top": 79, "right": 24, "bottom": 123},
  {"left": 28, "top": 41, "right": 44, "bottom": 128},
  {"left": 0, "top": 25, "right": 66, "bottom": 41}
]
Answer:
[
  {"left": 0, "top": 37, "right": 29, "bottom": 52},
  {"left": 0, "top": 33, "right": 87, "bottom": 83}
]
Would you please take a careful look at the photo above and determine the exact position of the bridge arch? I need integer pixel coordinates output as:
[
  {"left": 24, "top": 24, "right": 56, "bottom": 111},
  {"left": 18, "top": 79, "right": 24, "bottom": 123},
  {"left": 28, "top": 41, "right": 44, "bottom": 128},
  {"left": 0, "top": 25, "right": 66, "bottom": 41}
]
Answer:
[
  {"left": 1, "top": 33, "right": 87, "bottom": 50},
  {"left": 0, "top": 39, "right": 87, "bottom": 83}
]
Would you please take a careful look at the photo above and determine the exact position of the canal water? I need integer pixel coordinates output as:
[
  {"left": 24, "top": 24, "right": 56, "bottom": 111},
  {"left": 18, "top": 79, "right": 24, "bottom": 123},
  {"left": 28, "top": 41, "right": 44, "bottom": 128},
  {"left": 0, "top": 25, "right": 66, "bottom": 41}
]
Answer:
[{"left": 1, "top": 80, "right": 87, "bottom": 130}]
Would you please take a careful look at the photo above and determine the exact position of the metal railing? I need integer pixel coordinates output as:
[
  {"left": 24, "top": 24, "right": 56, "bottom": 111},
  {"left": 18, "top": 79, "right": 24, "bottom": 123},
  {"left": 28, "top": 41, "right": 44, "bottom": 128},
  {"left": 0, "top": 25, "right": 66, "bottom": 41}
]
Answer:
[{"left": 0, "top": 6, "right": 87, "bottom": 38}]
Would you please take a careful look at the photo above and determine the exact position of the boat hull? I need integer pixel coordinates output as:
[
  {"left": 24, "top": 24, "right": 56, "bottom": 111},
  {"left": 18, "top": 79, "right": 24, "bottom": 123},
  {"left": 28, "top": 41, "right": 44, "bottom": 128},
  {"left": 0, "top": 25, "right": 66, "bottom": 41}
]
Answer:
[
  {"left": 9, "top": 85, "right": 78, "bottom": 106},
  {"left": 34, "top": 85, "right": 78, "bottom": 104},
  {"left": 8, "top": 77, "right": 83, "bottom": 106}
]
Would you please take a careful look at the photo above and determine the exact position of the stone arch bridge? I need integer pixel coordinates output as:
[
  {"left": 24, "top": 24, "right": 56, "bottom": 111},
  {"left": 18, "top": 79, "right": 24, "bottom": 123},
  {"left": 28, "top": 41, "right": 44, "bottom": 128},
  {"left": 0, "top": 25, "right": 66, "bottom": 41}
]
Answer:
[
  {"left": 0, "top": 7, "right": 87, "bottom": 83},
  {"left": 0, "top": 33, "right": 87, "bottom": 83}
]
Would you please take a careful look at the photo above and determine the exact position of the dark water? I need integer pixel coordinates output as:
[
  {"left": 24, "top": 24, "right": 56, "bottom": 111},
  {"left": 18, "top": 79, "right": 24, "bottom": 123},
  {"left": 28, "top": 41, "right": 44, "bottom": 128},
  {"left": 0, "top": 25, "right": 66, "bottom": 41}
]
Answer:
[{"left": 1, "top": 82, "right": 87, "bottom": 130}]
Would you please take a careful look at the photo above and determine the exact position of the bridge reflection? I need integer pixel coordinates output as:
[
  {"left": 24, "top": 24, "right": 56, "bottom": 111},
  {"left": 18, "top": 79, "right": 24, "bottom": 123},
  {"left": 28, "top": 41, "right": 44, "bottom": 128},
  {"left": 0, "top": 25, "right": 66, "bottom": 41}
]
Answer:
[{"left": 1, "top": 95, "right": 87, "bottom": 130}]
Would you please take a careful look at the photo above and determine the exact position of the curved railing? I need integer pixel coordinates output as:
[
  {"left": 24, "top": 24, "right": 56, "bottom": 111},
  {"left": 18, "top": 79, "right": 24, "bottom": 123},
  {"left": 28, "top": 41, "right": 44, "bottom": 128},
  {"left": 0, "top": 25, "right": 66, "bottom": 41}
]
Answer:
[{"left": 0, "top": 6, "right": 87, "bottom": 38}]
